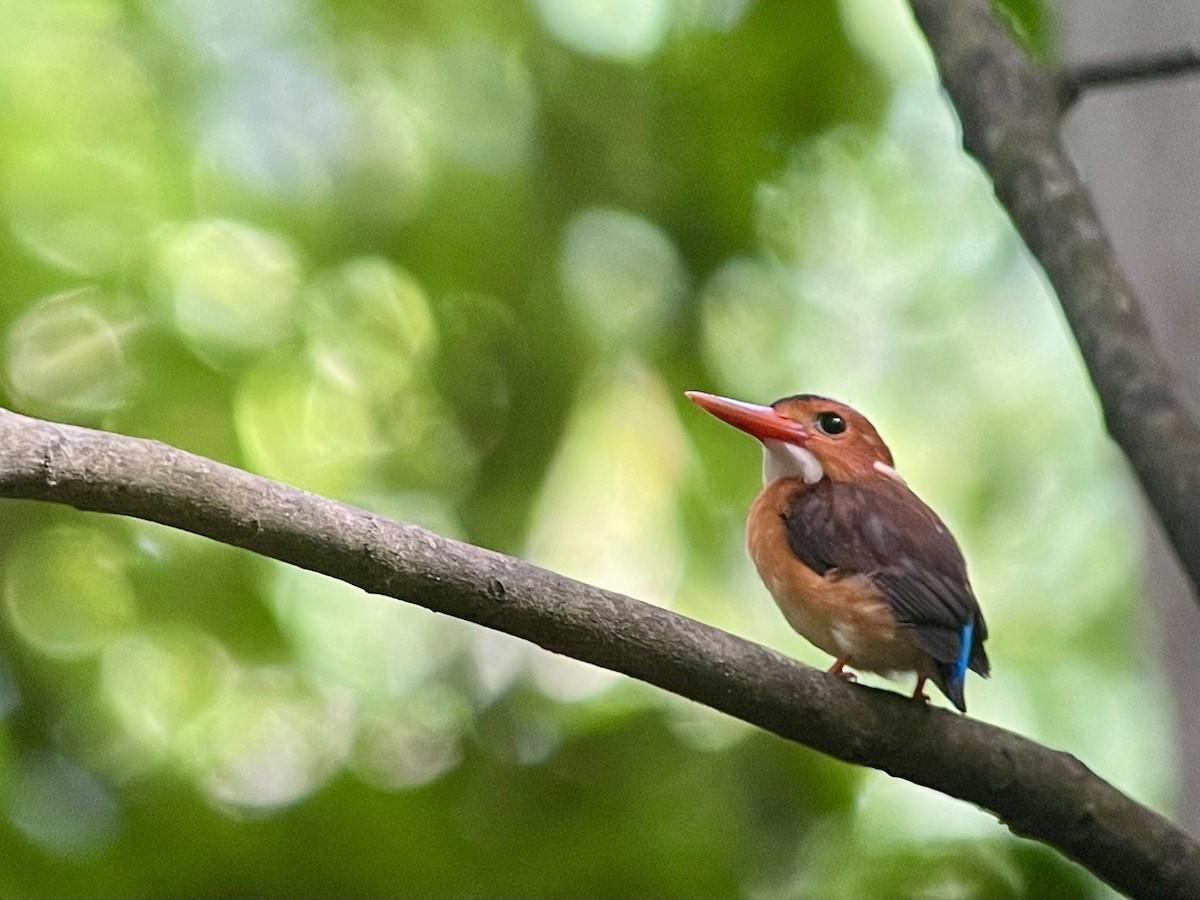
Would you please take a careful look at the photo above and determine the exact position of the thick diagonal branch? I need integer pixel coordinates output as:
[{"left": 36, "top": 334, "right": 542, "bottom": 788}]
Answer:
[
  {"left": 0, "top": 408, "right": 1196, "bottom": 899},
  {"left": 909, "top": 0, "right": 1200, "bottom": 600}
]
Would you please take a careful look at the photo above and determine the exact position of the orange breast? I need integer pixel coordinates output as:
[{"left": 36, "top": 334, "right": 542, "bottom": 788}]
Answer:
[{"left": 747, "top": 479, "right": 932, "bottom": 677}]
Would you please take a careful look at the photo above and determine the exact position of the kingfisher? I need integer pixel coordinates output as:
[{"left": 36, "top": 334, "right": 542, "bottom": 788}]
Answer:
[{"left": 686, "top": 390, "right": 989, "bottom": 712}]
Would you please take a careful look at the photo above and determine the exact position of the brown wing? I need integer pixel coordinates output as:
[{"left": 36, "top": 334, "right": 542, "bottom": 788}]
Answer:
[{"left": 782, "top": 478, "right": 989, "bottom": 677}]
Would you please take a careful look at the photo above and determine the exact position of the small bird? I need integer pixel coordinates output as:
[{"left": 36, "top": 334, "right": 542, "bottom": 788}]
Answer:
[{"left": 686, "top": 390, "right": 989, "bottom": 712}]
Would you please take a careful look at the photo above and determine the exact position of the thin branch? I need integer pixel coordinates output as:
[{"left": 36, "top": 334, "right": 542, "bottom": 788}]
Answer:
[
  {"left": 1058, "top": 47, "right": 1200, "bottom": 112},
  {"left": 909, "top": 0, "right": 1200, "bottom": 602},
  {"left": 0, "top": 408, "right": 1196, "bottom": 899}
]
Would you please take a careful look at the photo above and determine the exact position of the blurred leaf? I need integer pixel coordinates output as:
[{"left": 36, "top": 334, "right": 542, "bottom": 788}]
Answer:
[{"left": 4, "top": 525, "right": 137, "bottom": 661}]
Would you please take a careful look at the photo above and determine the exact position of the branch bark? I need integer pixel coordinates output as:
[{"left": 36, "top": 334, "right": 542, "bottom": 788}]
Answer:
[
  {"left": 908, "top": 0, "right": 1200, "bottom": 601},
  {"left": 1057, "top": 47, "right": 1200, "bottom": 111},
  {"left": 0, "top": 408, "right": 1196, "bottom": 899}
]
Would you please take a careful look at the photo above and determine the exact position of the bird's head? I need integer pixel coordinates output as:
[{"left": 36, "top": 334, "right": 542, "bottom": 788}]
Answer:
[{"left": 686, "top": 391, "right": 897, "bottom": 485}]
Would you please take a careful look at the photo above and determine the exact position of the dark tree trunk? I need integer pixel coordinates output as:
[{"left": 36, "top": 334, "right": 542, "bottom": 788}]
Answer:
[{"left": 1060, "top": 0, "right": 1200, "bottom": 834}]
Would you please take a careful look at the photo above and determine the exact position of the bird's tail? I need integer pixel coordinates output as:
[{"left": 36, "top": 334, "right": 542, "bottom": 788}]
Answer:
[
  {"left": 939, "top": 669, "right": 967, "bottom": 713},
  {"left": 938, "top": 619, "right": 975, "bottom": 713}
]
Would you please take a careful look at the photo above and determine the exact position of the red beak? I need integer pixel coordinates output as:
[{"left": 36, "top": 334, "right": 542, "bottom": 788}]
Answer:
[{"left": 685, "top": 391, "right": 807, "bottom": 444}]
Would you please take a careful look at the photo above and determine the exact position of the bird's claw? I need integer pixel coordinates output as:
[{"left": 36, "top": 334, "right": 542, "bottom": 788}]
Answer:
[
  {"left": 911, "top": 677, "right": 930, "bottom": 705},
  {"left": 827, "top": 657, "right": 857, "bottom": 683}
]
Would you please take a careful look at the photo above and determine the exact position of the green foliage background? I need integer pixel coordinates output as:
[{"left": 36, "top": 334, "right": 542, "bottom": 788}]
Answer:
[{"left": 0, "top": 0, "right": 1169, "bottom": 897}]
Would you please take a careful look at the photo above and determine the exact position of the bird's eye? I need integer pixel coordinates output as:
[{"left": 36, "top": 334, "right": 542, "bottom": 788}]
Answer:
[{"left": 816, "top": 412, "right": 847, "bottom": 435}]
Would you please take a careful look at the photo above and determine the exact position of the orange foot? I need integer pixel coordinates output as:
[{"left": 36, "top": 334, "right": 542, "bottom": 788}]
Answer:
[
  {"left": 827, "top": 656, "right": 857, "bottom": 683},
  {"left": 911, "top": 676, "right": 930, "bottom": 704}
]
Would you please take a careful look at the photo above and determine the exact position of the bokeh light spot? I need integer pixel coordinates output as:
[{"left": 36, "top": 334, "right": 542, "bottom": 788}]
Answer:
[
  {"left": 155, "top": 0, "right": 353, "bottom": 203},
  {"left": 350, "top": 688, "right": 469, "bottom": 790},
  {"left": 271, "top": 564, "right": 460, "bottom": 698},
  {"left": 100, "top": 628, "right": 233, "bottom": 765},
  {"left": 4, "top": 287, "right": 141, "bottom": 421},
  {"left": 152, "top": 219, "right": 301, "bottom": 370},
  {"left": 180, "top": 666, "right": 352, "bottom": 811},
  {"left": 528, "top": 364, "right": 686, "bottom": 609},
  {"left": 531, "top": 653, "right": 623, "bottom": 703},
  {"left": 345, "top": 67, "right": 434, "bottom": 223},
  {"left": 235, "top": 353, "right": 387, "bottom": 496},
  {"left": 303, "top": 256, "right": 437, "bottom": 401},
  {"left": 700, "top": 256, "right": 803, "bottom": 399},
  {"left": 560, "top": 207, "right": 685, "bottom": 348},
  {"left": 4, "top": 525, "right": 137, "bottom": 660},
  {"left": 838, "top": 0, "right": 936, "bottom": 83},
  {"left": 195, "top": 54, "right": 352, "bottom": 202},
  {"left": 534, "top": 0, "right": 672, "bottom": 60},
  {"left": 6, "top": 147, "right": 162, "bottom": 276},
  {"left": 406, "top": 39, "right": 537, "bottom": 174},
  {"left": 3, "top": 753, "right": 118, "bottom": 860}
]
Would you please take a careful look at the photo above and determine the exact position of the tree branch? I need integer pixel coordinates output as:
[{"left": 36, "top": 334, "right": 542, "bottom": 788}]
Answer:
[
  {"left": 0, "top": 407, "right": 1196, "bottom": 899},
  {"left": 1057, "top": 47, "right": 1200, "bottom": 112},
  {"left": 908, "top": 0, "right": 1200, "bottom": 601}
]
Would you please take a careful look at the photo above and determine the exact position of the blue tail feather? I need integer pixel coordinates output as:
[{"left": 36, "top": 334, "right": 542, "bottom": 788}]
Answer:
[
  {"left": 954, "top": 618, "right": 974, "bottom": 685},
  {"left": 940, "top": 619, "right": 975, "bottom": 713}
]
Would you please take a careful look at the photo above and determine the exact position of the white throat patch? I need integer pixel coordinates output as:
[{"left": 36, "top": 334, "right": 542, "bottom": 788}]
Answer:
[{"left": 762, "top": 439, "right": 823, "bottom": 486}]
